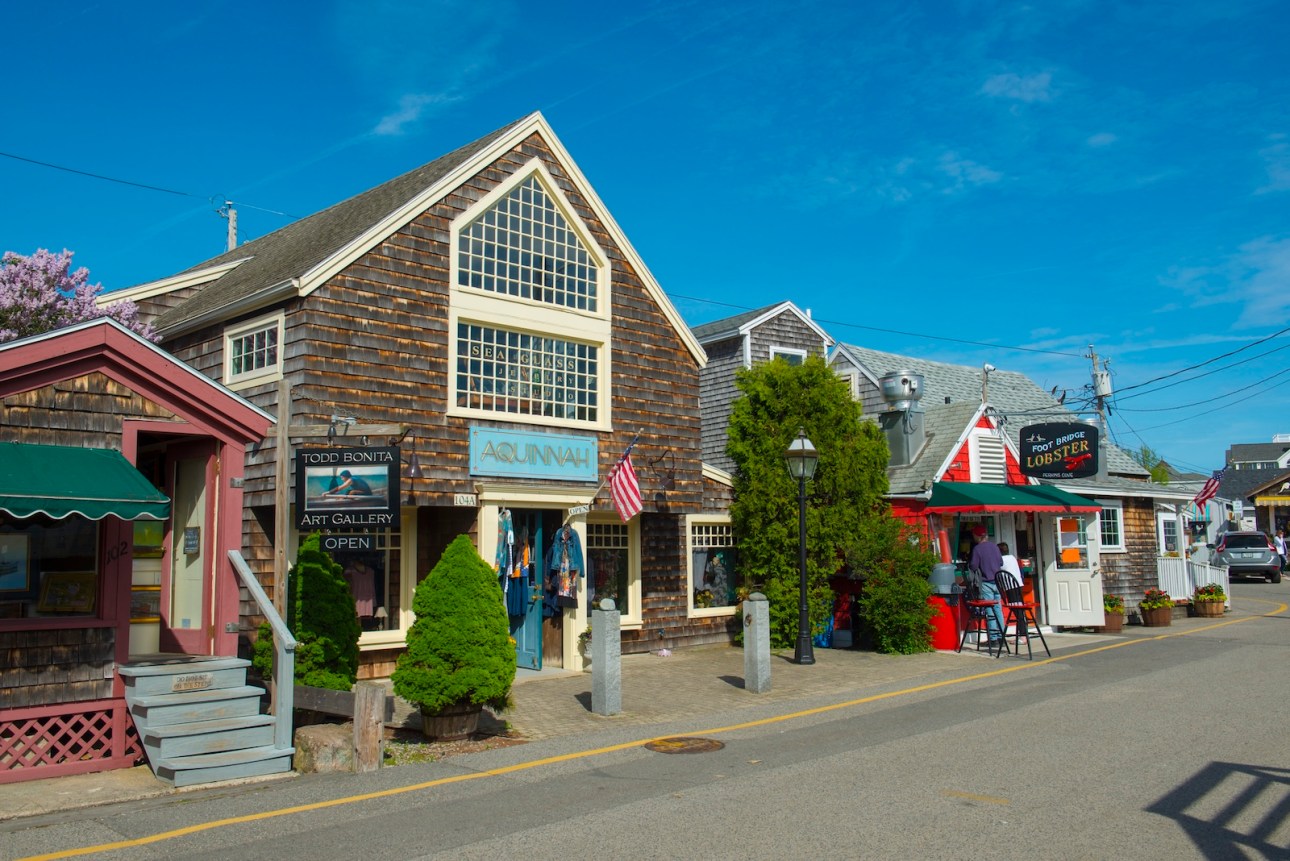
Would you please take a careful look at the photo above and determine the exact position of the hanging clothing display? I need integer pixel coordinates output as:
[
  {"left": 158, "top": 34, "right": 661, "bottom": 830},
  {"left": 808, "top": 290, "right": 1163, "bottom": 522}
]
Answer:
[
  {"left": 506, "top": 539, "right": 530, "bottom": 618},
  {"left": 546, "top": 524, "right": 583, "bottom": 609},
  {"left": 494, "top": 508, "right": 517, "bottom": 613}
]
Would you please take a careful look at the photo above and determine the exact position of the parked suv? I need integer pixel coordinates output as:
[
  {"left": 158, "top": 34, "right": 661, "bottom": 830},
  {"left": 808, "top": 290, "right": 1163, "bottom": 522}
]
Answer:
[{"left": 1211, "top": 531, "right": 1282, "bottom": 583}]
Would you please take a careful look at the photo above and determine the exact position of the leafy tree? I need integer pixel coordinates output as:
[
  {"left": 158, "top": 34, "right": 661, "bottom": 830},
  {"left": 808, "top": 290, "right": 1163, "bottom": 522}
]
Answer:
[
  {"left": 1130, "top": 443, "right": 1169, "bottom": 484},
  {"left": 0, "top": 248, "right": 154, "bottom": 343},
  {"left": 251, "top": 533, "right": 361, "bottom": 691},
  {"left": 727, "top": 355, "right": 891, "bottom": 647},
  {"left": 392, "top": 535, "right": 515, "bottom": 715}
]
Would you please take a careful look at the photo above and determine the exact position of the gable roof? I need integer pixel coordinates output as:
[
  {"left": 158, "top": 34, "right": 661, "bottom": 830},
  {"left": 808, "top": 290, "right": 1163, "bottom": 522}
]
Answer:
[
  {"left": 886, "top": 401, "right": 982, "bottom": 495},
  {"left": 833, "top": 343, "right": 1149, "bottom": 478},
  {"left": 691, "top": 301, "right": 834, "bottom": 347},
  {"left": 123, "top": 112, "right": 705, "bottom": 364},
  {"left": 0, "top": 318, "right": 273, "bottom": 445},
  {"left": 1225, "top": 441, "right": 1290, "bottom": 464}
]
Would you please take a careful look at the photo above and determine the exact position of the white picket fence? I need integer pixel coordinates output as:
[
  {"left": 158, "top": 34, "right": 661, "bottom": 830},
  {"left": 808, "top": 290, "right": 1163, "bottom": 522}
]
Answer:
[{"left": 1155, "top": 556, "right": 1230, "bottom": 608}]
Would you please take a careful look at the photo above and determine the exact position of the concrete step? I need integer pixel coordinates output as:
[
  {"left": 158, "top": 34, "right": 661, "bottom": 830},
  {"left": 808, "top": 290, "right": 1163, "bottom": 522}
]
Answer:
[
  {"left": 153, "top": 745, "right": 296, "bottom": 788},
  {"left": 129, "top": 685, "right": 265, "bottom": 730},
  {"left": 141, "top": 714, "right": 275, "bottom": 760},
  {"left": 118, "top": 658, "right": 251, "bottom": 697}
]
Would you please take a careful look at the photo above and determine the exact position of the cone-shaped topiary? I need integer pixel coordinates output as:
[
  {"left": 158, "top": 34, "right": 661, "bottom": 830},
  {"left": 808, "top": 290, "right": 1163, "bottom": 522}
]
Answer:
[
  {"left": 392, "top": 534, "right": 516, "bottom": 714},
  {"left": 251, "top": 532, "right": 360, "bottom": 691}
]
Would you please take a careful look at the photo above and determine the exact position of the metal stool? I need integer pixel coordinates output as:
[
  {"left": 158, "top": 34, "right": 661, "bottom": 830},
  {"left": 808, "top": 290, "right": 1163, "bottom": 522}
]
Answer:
[
  {"left": 997, "top": 571, "right": 1050, "bottom": 659},
  {"left": 957, "top": 597, "right": 1007, "bottom": 657}
]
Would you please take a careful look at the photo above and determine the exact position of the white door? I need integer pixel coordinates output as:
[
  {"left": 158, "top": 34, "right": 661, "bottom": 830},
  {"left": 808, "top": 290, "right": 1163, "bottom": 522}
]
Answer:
[{"left": 1041, "top": 513, "right": 1104, "bottom": 627}]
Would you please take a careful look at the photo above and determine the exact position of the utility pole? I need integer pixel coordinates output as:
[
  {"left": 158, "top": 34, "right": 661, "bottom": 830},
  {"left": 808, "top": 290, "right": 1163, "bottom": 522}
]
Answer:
[
  {"left": 1089, "top": 345, "right": 1113, "bottom": 480},
  {"left": 218, "top": 200, "right": 237, "bottom": 251}
]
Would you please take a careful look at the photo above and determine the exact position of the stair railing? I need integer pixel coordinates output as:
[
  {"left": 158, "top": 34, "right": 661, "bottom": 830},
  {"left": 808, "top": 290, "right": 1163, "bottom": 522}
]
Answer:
[{"left": 229, "top": 550, "right": 297, "bottom": 750}]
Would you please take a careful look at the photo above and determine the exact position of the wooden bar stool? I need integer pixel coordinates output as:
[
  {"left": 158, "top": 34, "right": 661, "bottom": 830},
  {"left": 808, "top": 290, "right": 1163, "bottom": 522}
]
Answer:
[
  {"left": 997, "top": 571, "right": 1050, "bottom": 659},
  {"left": 957, "top": 595, "right": 1008, "bottom": 657}
]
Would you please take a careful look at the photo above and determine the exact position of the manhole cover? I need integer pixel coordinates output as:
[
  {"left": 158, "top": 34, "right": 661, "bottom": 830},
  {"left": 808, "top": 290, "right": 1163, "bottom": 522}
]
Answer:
[{"left": 645, "top": 737, "right": 725, "bottom": 754}]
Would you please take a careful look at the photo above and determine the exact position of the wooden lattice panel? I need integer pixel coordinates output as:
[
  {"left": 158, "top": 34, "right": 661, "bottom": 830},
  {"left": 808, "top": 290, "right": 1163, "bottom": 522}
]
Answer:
[{"left": 0, "top": 699, "right": 142, "bottom": 782}]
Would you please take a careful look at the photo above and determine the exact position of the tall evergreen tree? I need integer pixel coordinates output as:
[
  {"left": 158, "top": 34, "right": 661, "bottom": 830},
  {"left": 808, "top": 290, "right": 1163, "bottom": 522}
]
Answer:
[{"left": 727, "top": 355, "right": 891, "bottom": 647}]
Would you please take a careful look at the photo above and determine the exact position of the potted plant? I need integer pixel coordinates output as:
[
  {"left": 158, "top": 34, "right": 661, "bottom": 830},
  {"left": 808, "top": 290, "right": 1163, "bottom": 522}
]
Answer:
[
  {"left": 392, "top": 535, "right": 516, "bottom": 740},
  {"left": 1100, "top": 592, "right": 1125, "bottom": 633},
  {"left": 1192, "top": 582, "right": 1226, "bottom": 617},
  {"left": 1138, "top": 588, "right": 1174, "bottom": 627}
]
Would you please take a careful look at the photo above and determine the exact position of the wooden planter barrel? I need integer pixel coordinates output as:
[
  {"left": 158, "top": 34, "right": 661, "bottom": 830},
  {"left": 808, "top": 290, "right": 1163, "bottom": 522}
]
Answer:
[
  {"left": 1139, "top": 605, "right": 1173, "bottom": 627},
  {"left": 1193, "top": 600, "right": 1225, "bottom": 618},
  {"left": 420, "top": 702, "right": 482, "bottom": 741},
  {"left": 1099, "top": 611, "right": 1125, "bottom": 633}
]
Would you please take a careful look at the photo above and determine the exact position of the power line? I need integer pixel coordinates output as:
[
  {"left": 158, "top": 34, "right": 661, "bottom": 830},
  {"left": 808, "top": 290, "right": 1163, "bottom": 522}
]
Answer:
[
  {"left": 1111, "top": 325, "right": 1290, "bottom": 398},
  {"left": 1113, "top": 340, "right": 1290, "bottom": 404},
  {"left": 1115, "top": 367, "right": 1290, "bottom": 412},
  {"left": 0, "top": 150, "right": 299, "bottom": 219}
]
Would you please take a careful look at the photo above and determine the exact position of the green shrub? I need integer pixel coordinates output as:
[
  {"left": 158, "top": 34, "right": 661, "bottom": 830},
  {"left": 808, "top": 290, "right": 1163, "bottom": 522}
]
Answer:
[
  {"left": 760, "top": 574, "right": 834, "bottom": 649},
  {"left": 251, "top": 532, "right": 361, "bottom": 691},
  {"left": 392, "top": 535, "right": 515, "bottom": 713},
  {"left": 848, "top": 513, "right": 936, "bottom": 655}
]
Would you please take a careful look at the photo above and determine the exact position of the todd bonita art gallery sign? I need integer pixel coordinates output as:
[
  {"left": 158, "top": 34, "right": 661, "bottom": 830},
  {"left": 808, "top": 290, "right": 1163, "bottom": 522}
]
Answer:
[
  {"left": 295, "top": 446, "right": 400, "bottom": 529},
  {"left": 1019, "top": 423, "right": 1099, "bottom": 480}
]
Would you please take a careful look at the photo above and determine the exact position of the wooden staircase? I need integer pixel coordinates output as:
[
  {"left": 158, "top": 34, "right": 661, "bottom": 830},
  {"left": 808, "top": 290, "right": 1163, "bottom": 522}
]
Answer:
[{"left": 118, "top": 656, "right": 294, "bottom": 788}]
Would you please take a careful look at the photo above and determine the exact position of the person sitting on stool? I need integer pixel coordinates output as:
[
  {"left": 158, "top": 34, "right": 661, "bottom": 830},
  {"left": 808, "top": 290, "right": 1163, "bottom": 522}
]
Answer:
[{"left": 969, "top": 525, "right": 1006, "bottom": 646}]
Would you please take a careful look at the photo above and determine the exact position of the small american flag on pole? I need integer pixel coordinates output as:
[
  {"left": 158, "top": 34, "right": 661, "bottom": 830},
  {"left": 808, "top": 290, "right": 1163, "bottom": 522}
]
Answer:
[
  {"left": 1192, "top": 467, "right": 1226, "bottom": 509},
  {"left": 608, "top": 453, "right": 643, "bottom": 522}
]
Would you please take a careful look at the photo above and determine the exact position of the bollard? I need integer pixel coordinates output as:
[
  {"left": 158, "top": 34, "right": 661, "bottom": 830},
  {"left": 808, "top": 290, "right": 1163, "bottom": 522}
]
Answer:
[
  {"left": 352, "top": 681, "right": 385, "bottom": 772},
  {"left": 591, "top": 598, "right": 621, "bottom": 715},
  {"left": 744, "top": 592, "right": 771, "bottom": 693}
]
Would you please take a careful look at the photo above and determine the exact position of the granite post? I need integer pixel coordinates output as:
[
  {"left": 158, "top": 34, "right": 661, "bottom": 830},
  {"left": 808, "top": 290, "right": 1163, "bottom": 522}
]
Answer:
[
  {"left": 744, "top": 592, "right": 771, "bottom": 693},
  {"left": 592, "top": 599, "right": 621, "bottom": 715}
]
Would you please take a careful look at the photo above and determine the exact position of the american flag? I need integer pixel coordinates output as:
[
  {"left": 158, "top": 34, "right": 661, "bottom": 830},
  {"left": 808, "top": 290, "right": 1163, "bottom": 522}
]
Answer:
[
  {"left": 1192, "top": 467, "right": 1226, "bottom": 509},
  {"left": 608, "top": 453, "right": 643, "bottom": 522}
]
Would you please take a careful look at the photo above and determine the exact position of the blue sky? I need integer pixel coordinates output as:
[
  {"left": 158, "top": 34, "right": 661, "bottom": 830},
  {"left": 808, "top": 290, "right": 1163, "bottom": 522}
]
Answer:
[{"left": 5, "top": 1, "right": 1288, "bottom": 474}]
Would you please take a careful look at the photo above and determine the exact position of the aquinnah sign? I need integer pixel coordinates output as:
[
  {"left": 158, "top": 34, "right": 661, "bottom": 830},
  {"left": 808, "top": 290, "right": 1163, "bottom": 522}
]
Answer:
[
  {"left": 1018, "top": 422, "right": 1100, "bottom": 480},
  {"left": 469, "top": 427, "right": 598, "bottom": 482},
  {"left": 295, "top": 446, "right": 400, "bottom": 529}
]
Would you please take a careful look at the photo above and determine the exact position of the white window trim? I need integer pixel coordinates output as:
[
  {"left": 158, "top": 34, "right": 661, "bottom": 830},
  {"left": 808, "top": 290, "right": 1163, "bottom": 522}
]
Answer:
[
  {"left": 223, "top": 311, "right": 284, "bottom": 391},
  {"left": 1097, "top": 499, "right": 1126, "bottom": 553},
  {"left": 686, "top": 513, "right": 739, "bottom": 619},
  {"left": 358, "top": 506, "right": 417, "bottom": 649},
  {"left": 447, "top": 160, "right": 611, "bottom": 431},
  {"left": 586, "top": 514, "right": 642, "bottom": 628},
  {"left": 770, "top": 346, "right": 807, "bottom": 364}
]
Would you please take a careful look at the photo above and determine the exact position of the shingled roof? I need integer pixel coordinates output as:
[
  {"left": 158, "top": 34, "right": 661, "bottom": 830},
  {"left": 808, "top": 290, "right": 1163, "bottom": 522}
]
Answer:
[
  {"left": 834, "top": 343, "right": 1149, "bottom": 478},
  {"left": 149, "top": 116, "right": 527, "bottom": 335}
]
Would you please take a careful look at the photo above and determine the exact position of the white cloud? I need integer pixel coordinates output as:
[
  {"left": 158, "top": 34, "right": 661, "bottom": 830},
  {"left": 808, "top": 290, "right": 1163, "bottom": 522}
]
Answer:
[
  {"left": 938, "top": 151, "right": 1002, "bottom": 191},
  {"left": 1162, "top": 235, "right": 1290, "bottom": 328},
  {"left": 980, "top": 71, "right": 1053, "bottom": 103},
  {"left": 1256, "top": 134, "right": 1290, "bottom": 194},
  {"left": 373, "top": 93, "right": 449, "bottom": 136},
  {"left": 1087, "top": 132, "right": 1118, "bottom": 148}
]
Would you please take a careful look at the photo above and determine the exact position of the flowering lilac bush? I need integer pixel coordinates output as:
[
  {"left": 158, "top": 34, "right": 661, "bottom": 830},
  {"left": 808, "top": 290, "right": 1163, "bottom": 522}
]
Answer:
[{"left": 0, "top": 249, "right": 155, "bottom": 343}]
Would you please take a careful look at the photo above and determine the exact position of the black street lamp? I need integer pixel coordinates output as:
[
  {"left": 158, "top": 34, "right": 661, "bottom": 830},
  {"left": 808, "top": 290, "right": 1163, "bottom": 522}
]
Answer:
[{"left": 785, "top": 428, "right": 819, "bottom": 665}]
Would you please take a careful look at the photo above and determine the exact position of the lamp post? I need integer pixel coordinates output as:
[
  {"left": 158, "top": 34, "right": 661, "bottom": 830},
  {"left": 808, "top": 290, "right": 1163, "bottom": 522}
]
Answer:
[{"left": 785, "top": 428, "right": 819, "bottom": 665}]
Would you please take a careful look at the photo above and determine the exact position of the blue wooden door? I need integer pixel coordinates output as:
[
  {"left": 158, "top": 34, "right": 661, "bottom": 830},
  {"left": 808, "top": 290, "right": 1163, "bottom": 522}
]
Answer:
[{"left": 508, "top": 510, "right": 549, "bottom": 670}]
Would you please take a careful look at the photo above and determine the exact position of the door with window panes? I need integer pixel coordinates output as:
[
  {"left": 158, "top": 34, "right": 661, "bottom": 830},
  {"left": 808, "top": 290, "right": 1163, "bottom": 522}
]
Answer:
[{"left": 1040, "top": 513, "right": 1104, "bottom": 627}]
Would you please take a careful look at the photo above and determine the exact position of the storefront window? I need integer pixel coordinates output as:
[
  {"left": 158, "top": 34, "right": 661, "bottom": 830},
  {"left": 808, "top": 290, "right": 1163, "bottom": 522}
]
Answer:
[
  {"left": 1054, "top": 516, "right": 1089, "bottom": 569},
  {"left": 586, "top": 522, "right": 629, "bottom": 615},
  {"left": 0, "top": 518, "right": 99, "bottom": 620},
  {"left": 316, "top": 531, "right": 401, "bottom": 632},
  {"left": 690, "top": 520, "right": 739, "bottom": 611}
]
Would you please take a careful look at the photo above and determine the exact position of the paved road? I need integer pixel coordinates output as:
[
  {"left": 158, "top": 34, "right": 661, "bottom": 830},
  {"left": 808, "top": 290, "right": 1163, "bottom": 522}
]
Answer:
[{"left": 5, "top": 583, "right": 1289, "bottom": 860}]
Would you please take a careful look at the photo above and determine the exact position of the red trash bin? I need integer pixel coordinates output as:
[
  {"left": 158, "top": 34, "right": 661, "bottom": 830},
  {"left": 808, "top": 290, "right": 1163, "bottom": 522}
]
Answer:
[{"left": 927, "top": 594, "right": 961, "bottom": 650}]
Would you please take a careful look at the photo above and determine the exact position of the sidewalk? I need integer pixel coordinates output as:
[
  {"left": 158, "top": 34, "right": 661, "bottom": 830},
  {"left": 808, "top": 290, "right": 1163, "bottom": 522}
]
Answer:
[{"left": 0, "top": 615, "right": 1209, "bottom": 823}]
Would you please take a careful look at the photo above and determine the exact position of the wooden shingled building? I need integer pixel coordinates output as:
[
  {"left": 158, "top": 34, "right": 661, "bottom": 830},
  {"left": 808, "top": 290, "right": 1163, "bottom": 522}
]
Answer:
[{"left": 111, "top": 111, "right": 740, "bottom": 677}]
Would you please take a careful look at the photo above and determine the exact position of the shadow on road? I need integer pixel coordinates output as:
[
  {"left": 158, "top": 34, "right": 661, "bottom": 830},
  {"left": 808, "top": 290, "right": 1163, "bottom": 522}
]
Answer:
[{"left": 1146, "top": 760, "right": 1290, "bottom": 858}]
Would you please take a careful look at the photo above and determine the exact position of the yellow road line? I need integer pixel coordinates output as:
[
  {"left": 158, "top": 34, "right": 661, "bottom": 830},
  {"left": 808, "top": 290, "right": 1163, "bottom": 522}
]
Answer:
[{"left": 22, "top": 602, "right": 1286, "bottom": 861}]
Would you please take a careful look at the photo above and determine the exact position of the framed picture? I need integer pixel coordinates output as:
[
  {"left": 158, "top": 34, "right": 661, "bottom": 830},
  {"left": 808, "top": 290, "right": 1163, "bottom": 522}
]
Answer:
[
  {"left": 0, "top": 533, "right": 29, "bottom": 592},
  {"left": 129, "top": 587, "right": 162, "bottom": 621},
  {"left": 36, "top": 571, "right": 98, "bottom": 614}
]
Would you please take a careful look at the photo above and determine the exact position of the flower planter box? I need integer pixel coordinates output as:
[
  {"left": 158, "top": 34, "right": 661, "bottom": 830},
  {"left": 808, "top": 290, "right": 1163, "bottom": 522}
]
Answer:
[{"left": 1097, "top": 612, "right": 1125, "bottom": 634}]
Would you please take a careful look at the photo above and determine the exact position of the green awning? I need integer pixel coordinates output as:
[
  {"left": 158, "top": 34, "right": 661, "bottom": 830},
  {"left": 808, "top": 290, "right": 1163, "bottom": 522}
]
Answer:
[
  {"left": 0, "top": 443, "right": 170, "bottom": 521},
  {"left": 926, "top": 481, "right": 1101, "bottom": 514}
]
